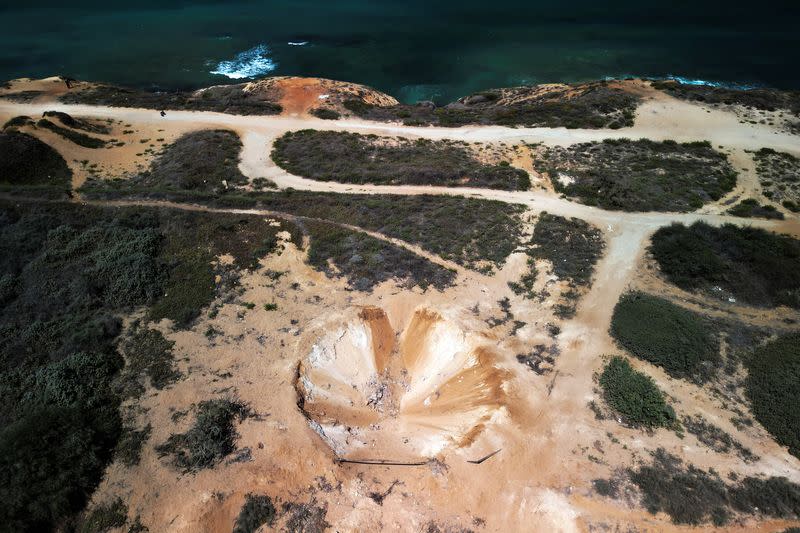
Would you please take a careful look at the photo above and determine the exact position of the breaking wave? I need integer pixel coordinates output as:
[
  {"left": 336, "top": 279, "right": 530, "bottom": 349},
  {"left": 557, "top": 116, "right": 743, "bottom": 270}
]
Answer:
[{"left": 210, "top": 44, "right": 277, "bottom": 79}]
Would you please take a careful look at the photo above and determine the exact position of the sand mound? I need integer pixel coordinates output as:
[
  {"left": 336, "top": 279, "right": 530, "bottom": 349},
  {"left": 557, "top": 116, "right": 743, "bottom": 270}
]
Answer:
[{"left": 296, "top": 306, "right": 509, "bottom": 460}]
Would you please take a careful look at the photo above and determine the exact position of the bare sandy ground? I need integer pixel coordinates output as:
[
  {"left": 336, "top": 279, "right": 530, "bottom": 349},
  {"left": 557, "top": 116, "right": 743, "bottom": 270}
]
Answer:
[{"left": 1, "top": 79, "right": 800, "bottom": 532}]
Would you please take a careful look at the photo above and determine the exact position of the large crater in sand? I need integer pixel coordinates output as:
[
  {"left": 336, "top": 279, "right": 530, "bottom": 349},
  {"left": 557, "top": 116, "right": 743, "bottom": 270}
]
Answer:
[{"left": 296, "top": 306, "right": 509, "bottom": 460}]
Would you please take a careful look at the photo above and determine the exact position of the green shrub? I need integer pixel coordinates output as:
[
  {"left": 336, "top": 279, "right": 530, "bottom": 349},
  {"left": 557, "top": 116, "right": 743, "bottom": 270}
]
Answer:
[
  {"left": 272, "top": 130, "right": 530, "bottom": 191},
  {"left": 263, "top": 303, "right": 278, "bottom": 311},
  {"left": 155, "top": 398, "right": 252, "bottom": 472},
  {"left": 233, "top": 494, "right": 276, "bottom": 533},
  {"left": 745, "top": 333, "right": 800, "bottom": 459},
  {"left": 650, "top": 222, "right": 800, "bottom": 308},
  {"left": 599, "top": 356, "right": 676, "bottom": 428},
  {"left": 610, "top": 292, "right": 719, "bottom": 382},
  {"left": 37, "top": 119, "right": 106, "bottom": 149}
]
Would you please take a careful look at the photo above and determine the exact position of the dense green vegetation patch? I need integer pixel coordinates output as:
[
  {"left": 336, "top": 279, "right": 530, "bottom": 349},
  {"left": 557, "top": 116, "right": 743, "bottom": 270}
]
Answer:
[
  {"left": 599, "top": 356, "right": 676, "bottom": 428},
  {"left": 753, "top": 148, "right": 800, "bottom": 211},
  {"left": 745, "top": 333, "right": 800, "bottom": 459},
  {"left": 272, "top": 130, "right": 530, "bottom": 191},
  {"left": 650, "top": 222, "right": 800, "bottom": 309},
  {"left": 624, "top": 448, "right": 800, "bottom": 525},
  {"left": 610, "top": 292, "right": 720, "bottom": 382},
  {"left": 533, "top": 139, "right": 737, "bottom": 212},
  {"left": 0, "top": 199, "right": 300, "bottom": 531},
  {"left": 0, "top": 130, "right": 72, "bottom": 195},
  {"left": 60, "top": 82, "right": 282, "bottom": 115},
  {"left": 304, "top": 220, "right": 456, "bottom": 291},
  {"left": 135, "top": 129, "right": 248, "bottom": 192},
  {"left": 79, "top": 185, "right": 527, "bottom": 271},
  {"left": 36, "top": 119, "right": 107, "bottom": 148},
  {"left": 155, "top": 398, "right": 252, "bottom": 472},
  {"left": 727, "top": 198, "right": 783, "bottom": 219},
  {"left": 233, "top": 494, "right": 277, "bottom": 533},
  {"left": 345, "top": 81, "right": 639, "bottom": 129}
]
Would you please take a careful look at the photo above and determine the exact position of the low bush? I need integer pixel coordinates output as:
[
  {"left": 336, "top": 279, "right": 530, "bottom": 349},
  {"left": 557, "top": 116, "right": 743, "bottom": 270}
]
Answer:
[
  {"left": 115, "top": 424, "right": 152, "bottom": 467},
  {"left": 533, "top": 139, "right": 737, "bottom": 212},
  {"left": 79, "top": 498, "right": 128, "bottom": 533},
  {"left": 650, "top": 222, "right": 800, "bottom": 308},
  {"left": 120, "top": 327, "right": 180, "bottom": 393},
  {"left": 156, "top": 398, "right": 252, "bottom": 472},
  {"left": 529, "top": 213, "right": 604, "bottom": 286},
  {"left": 753, "top": 148, "right": 800, "bottom": 209},
  {"left": 599, "top": 356, "right": 676, "bottom": 428},
  {"left": 272, "top": 130, "right": 530, "bottom": 191},
  {"left": 233, "top": 494, "right": 276, "bottom": 533},
  {"left": 745, "top": 333, "right": 800, "bottom": 459},
  {"left": 610, "top": 292, "right": 719, "bottom": 382},
  {"left": 682, "top": 415, "right": 756, "bottom": 461},
  {"left": 2, "top": 115, "right": 34, "bottom": 130},
  {"left": 42, "top": 111, "right": 111, "bottom": 135},
  {"left": 727, "top": 198, "right": 784, "bottom": 219},
  {"left": 344, "top": 81, "right": 639, "bottom": 129},
  {"left": 651, "top": 80, "right": 800, "bottom": 116},
  {"left": 309, "top": 108, "right": 340, "bottom": 120},
  {"left": 305, "top": 220, "right": 456, "bottom": 291},
  {"left": 37, "top": 119, "right": 106, "bottom": 148},
  {"left": 624, "top": 448, "right": 800, "bottom": 525}
]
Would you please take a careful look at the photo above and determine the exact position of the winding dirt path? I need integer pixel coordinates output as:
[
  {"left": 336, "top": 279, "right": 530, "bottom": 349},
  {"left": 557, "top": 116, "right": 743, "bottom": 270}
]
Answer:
[{"left": 2, "top": 92, "right": 800, "bottom": 532}]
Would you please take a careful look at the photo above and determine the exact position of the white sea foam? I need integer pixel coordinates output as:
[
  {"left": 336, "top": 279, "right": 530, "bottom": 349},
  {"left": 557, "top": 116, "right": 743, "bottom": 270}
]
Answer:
[
  {"left": 210, "top": 44, "right": 277, "bottom": 79},
  {"left": 287, "top": 41, "right": 308, "bottom": 46}
]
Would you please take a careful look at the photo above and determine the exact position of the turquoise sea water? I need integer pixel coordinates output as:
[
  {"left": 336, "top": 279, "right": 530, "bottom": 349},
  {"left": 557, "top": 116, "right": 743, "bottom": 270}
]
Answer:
[{"left": 1, "top": 1, "right": 798, "bottom": 103}]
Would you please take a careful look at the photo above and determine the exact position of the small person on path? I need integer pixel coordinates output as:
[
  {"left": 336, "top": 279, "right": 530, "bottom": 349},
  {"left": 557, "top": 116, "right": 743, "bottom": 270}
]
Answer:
[{"left": 160, "top": 110, "right": 166, "bottom": 117}]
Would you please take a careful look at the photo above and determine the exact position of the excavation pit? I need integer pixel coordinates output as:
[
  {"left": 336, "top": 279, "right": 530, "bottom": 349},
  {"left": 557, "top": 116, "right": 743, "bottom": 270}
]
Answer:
[{"left": 296, "top": 306, "right": 509, "bottom": 460}]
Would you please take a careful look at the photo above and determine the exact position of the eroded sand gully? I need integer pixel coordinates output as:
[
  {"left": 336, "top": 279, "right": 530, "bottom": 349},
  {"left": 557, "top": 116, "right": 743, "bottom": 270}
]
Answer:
[{"left": 297, "top": 306, "right": 510, "bottom": 460}]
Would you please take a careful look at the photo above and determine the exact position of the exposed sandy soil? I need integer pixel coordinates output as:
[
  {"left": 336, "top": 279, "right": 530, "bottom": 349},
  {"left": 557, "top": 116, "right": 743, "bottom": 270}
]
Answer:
[{"left": 2, "top": 77, "right": 800, "bottom": 532}]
